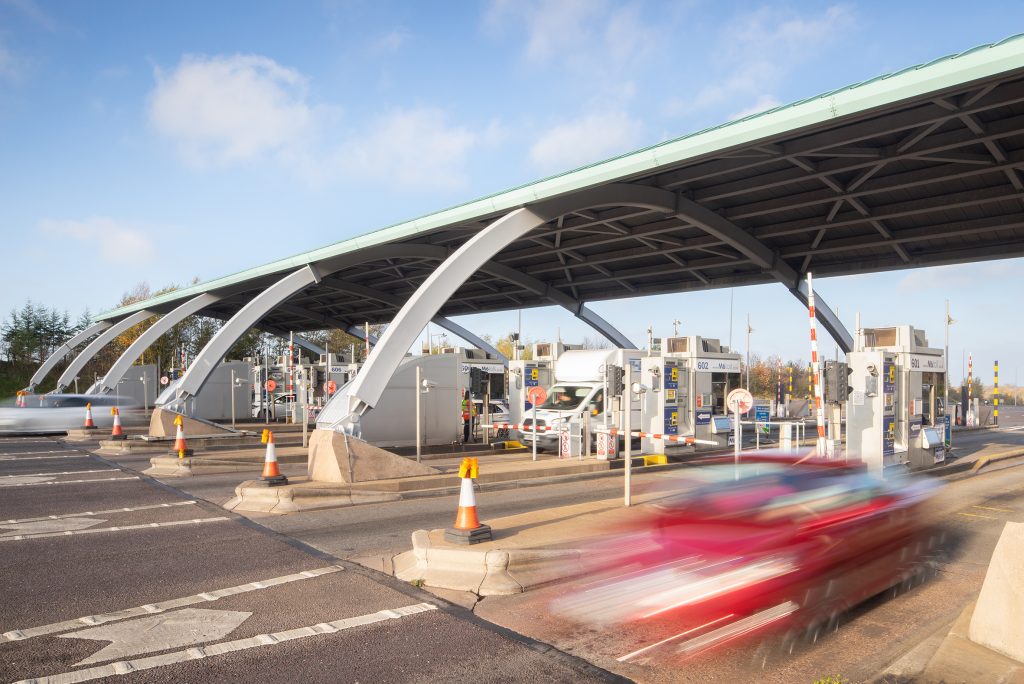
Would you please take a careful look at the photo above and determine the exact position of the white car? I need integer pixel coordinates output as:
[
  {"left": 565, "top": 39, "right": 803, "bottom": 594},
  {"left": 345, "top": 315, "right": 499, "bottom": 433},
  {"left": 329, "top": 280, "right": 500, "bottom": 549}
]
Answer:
[
  {"left": 0, "top": 394, "right": 142, "bottom": 435},
  {"left": 474, "top": 399, "right": 510, "bottom": 425},
  {"left": 252, "top": 393, "right": 296, "bottom": 421}
]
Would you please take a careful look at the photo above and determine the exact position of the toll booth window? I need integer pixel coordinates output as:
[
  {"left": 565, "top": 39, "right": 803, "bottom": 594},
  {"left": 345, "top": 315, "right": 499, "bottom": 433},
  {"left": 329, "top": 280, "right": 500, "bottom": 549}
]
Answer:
[
  {"left": 587, "top": 389, "right": 604, "bottom": 415},
  {"left": 539, "top": 385, "right": 591, "bottom": 410},
  {"left": 711, "top": 373, "right": 728, "bottom": 413}
]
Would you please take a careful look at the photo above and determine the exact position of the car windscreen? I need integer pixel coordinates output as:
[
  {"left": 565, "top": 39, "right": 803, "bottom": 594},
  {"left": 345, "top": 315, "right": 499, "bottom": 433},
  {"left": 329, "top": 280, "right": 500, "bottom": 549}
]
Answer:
[{"left": 538, "top": 385, "right": 592, "bottom": 410}]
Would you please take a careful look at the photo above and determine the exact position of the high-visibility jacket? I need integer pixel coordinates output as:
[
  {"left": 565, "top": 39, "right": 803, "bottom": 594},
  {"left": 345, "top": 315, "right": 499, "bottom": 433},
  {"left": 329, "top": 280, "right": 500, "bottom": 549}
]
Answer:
[{"left": 461, "top": 398, "right": 478, "bottom": 420}]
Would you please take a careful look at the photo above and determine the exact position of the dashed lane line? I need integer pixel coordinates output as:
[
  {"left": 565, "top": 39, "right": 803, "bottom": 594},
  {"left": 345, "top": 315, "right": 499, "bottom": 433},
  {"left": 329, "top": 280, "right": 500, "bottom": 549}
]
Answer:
[
  {"left": 0, "top": 516, "right": 230, "bottom": 542},
  {"left": 1, "top": 470, "right": 114, "bottom": 478},
  {"left": 4, "top": 501, "right": 197, "bottom": 524},
  {"left": 0, "top": 451, "right": 85, "bottom": 458},
  {"left": 0, "top": 455, "right": 92, "bottom": 461},
  {"left": 2, "top": 565, "right": 345, "bottom": 641},
  {"left": 0, "top": 477, "right": 139, "bottom": 487},
  {"left": 957, "top": 511, "right": 999, "bottom": 520},
  {"left": 14, "top": 603, "right": 436, "bottom": 684},
  {"left": 972, "top": 504, "right": 1015, "bottom": 512}
]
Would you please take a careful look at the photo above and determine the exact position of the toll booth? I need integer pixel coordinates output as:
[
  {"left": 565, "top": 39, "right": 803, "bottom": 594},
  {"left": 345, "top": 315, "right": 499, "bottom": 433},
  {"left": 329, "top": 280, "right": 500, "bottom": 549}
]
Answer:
[
  {"left": 507, "top": 341, "right": 577, "bottom": 425},
  {"left": 638, "top": 336, "right": 743, "bottom": 453},
  {"left": 846, "top": 325, "right": 946, "bottom": 475}
]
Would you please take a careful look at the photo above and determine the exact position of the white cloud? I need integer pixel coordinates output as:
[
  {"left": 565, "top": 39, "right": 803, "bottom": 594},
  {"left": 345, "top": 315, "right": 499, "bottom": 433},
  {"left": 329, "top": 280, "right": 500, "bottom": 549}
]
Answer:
[
  {"left": 339, "top": 108, "right": 477, "bottom": 190},
  {"left": 529, "top": 111, "right": 644, "bottom": 173},
  {"left": 668, "top": 4, "right": 854, "bottom": 116},
  {"left": 483, "top": 0, "right": 659, "bottom": 73},
  {"left": 729, "top": 95, "right": 783, "bottom": 121},
  {"left": 40, "top": 218, "right": 157, "bottom": 265},
  {"left": 148, "top": 54, "right": 316, "bottom": 165},
  {"left": 897, "top": 261, "right": 1021, "bottom": 293},
  {"left": 372, "top": 28, "right": 408, "bottom": 54}
]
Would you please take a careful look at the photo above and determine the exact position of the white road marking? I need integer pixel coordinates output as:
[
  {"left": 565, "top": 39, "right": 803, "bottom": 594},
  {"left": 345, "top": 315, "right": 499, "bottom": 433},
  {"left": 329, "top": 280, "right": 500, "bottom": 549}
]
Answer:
[
  {"left": 0, "top": 477, "right": 138, "bottom": 488},
  {"left": 617, "top": 614, "right": 736, "bottom": 662},
  {"left": 0, "top": 516, "right": 229, "bottom": 541},
  {"left": 16, "top": 603, "right": 436, "bottom": 683},
  {"left": 0, "top": 454, "right": 91, "bottom": 461},
  {"left": 4, "top": 501, "right": 196, "bottom": 524},
  {"left": 2, "top": 565, "right": 344, "bottom": 641},
  {"left": 0, "top": 451, "right": 82, "bottom": 458},
  {"left": 0, "top": 517, "right": 106, "bottom": 538},
  {"left": 0, "top": 475, "right": 55, "bottom": 485},
  {"left": 1, "top": 469, "right": 112, "bottom": 478},
  {"left": 62, "top": 608, "right": 252, "bottom": 666}
]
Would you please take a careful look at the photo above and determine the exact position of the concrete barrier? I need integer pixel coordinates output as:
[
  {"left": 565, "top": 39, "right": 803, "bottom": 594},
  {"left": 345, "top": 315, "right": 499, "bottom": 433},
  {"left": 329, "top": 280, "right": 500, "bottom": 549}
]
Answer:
[
  {"left": 968, "top": 521, "right": 1024, "bottom": 662},
  {"left": 148, "top": 408, "right": 234, "bottom": 437},
  {"left": 307, "top": 429, "right": 440, "bottom": 483}
]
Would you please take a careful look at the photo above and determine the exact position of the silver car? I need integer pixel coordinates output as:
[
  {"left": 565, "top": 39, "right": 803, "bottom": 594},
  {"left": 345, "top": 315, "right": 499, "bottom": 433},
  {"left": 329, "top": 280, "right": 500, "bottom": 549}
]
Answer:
[{"left": 0, "top": 394, "right": 142, "bottom": 435}]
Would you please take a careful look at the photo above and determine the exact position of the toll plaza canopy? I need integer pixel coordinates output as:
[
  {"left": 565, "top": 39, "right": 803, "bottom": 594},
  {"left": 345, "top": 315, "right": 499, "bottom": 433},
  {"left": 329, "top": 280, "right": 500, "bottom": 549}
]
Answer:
[{"left": 100, "top": 35, "right": 1024, "bottom": 338}]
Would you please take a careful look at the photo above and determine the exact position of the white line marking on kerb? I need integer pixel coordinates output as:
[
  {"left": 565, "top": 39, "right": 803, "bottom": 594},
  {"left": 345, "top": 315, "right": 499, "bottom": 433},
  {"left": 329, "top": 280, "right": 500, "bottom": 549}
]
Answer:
[
  {"left": 15, "top": 603, "right": 435, "bottom": 683},
  {"left": 0, "top": 477, "right": 137, "bottom": 487},
  {"left": 2, "top": 566, "right": 344, "bottom": 642},
  {"left": 0, "top": 517, "right": 229, "bottom": 542},
  {"left": 4, "top": 501, "right": 197, "bottom": 525},
  {"left": 1, "top": 469, "right": 112, "bottom": 478}
]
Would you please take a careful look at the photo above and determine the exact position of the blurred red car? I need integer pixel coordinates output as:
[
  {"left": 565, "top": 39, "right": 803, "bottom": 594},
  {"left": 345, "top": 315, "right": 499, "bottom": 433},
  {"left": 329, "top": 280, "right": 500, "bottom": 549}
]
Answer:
[{"left": 552, "top": 453, "right": 939, "bottom": 663}]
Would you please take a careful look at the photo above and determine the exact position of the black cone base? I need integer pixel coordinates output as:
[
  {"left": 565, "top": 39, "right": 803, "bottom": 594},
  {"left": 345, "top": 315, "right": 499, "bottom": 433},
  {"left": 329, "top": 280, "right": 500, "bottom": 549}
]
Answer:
[
  {"left": 257, "top": 474, "right": 288, "bottom": 487},
  {"left": 110, "top": 434, "right": 127, "bottom": 441},
  {"left": 445, "top": 524, "right": 492, "bottom": 545},
  {"left": 169, "top": 448, "right": 194, "bottom": 457}
]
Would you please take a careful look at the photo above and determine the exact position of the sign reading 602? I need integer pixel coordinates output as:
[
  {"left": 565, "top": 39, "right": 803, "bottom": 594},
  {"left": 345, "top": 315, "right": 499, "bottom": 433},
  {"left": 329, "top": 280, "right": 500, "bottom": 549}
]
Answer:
[{"left": 696, "top": 361, "right": 710, "bottom": 370}]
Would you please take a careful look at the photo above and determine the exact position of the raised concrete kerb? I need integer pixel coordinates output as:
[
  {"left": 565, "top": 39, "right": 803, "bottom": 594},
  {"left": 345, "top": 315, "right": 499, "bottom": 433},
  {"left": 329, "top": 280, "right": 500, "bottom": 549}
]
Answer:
[
  {"left": 968, "top": 521, "right": 1024, "bottom": 662},
  {"left": 224, "top": 479, "right": 402, "bottom": 514},
  {"left": 393, "top": 529, "right": 584, "bottom": 596}
]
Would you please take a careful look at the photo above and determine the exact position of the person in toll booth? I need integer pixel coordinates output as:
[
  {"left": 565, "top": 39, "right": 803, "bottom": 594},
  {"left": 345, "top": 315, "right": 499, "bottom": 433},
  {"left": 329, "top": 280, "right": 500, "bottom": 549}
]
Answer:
[{"left": 461, "top": 389, "right": 477, "bottom": 442}]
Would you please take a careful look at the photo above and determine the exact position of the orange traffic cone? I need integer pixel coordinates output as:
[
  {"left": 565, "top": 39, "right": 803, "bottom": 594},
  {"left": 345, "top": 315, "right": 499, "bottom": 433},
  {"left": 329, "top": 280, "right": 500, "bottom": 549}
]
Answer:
[
  {"left": 169, "top": 414, "right": 193, "bottom": 457},
  {"left": 258, "top": 431, "right": 287, "bottom": 486},
  {"left": 83, "top": 402, "right": 96, "bottom": 429},
  {"left": 16, "top": 392, "right": 23, "bottom": 408},
  {"left": 445, "top": 458, "right": 491, "bottom": 544},
  {"left": 110, "top": 407, "right": 126, "bottom": 440}
]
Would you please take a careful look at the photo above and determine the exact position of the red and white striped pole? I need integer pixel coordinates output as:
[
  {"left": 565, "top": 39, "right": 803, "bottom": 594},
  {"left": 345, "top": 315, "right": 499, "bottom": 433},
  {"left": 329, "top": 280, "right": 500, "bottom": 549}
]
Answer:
[{"left": 807, "top": 272, "right": 827, "bottom": 456}]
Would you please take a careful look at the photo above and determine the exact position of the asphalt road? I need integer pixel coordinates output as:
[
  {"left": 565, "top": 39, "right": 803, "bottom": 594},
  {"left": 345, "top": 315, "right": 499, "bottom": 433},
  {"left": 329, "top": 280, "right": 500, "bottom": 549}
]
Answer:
[{"left": 0, "top": 436, "right": 621, "bottom": 683}]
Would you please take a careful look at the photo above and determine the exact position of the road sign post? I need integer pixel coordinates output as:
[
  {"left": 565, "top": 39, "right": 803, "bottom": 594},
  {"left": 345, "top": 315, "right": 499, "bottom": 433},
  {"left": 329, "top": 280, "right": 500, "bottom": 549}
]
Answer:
[{"left": 727, "top": 388, "right": 753, "bottom": 480}]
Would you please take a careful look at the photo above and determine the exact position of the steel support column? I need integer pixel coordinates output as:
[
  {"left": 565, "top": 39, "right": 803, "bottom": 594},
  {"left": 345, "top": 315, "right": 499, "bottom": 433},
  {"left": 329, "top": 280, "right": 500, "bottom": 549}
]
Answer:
[
  {"left": 175, "top": 265, "right": 321, "bottom": 402},
  {"left": 345, "top": 183, "right": 675, "bottom": 413},
  {"left": 53, "top": 311, "right": 156, "bottom": 393},
  {"left": 93, "top": 293, "right": 220, "bottom": 394},
  {"left": 25, "top": 320, "right": 112, "bottom": 392}
]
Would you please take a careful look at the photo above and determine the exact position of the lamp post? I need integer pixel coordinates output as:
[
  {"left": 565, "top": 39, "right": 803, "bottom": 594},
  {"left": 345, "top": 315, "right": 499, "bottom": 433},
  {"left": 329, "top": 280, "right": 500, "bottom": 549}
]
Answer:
[{"left": 745, "top": 314, "right": 753, "bottom": 390}]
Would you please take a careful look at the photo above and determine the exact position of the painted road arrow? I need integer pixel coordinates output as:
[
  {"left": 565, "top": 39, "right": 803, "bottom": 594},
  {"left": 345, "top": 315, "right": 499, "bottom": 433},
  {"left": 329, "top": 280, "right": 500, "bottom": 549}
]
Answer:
[{"left": 60, "top": 608, "right": 251, "bottom": 665}]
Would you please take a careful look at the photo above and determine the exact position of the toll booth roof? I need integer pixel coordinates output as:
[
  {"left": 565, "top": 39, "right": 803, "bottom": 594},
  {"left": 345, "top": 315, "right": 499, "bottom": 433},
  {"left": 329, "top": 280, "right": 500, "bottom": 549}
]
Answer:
[{"left": 98, "top": 35, "right": 1024, "bottom": 332}]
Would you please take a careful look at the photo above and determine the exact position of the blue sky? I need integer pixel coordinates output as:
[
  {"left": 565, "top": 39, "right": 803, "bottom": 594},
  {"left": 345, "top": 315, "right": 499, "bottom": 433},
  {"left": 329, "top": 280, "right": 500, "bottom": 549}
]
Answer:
[{"left": 2, "top": 0, "right": 1024, "bottom": 386}]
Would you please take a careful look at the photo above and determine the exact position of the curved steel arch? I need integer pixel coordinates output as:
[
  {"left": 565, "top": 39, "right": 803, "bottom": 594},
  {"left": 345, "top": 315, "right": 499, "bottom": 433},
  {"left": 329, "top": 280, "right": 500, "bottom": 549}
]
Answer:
[
  {"left": 25, "top": 320, "right": 112, "bottom": 392},
  {"left": 93, "top": 293, "right": 221, "bottom": 395},
  {"left": 53, "top": 311, "right": 156, "bottom": 393},
  {"left": 345, "top": 183, "right": 675, "bottom": 413}
]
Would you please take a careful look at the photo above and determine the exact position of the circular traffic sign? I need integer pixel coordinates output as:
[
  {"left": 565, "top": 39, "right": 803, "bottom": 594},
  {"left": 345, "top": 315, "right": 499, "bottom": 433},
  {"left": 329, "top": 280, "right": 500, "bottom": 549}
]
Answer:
[
  {"left": 326, "top": 380, "right": 337, "bottom": 394},
  {"left": 159, "top": 376, "right": 169, "bottom": 386},
  {"left": 527, "top": 386, "right": 547, "bottom": 406},
  {"left": 726, "top": 388, "right": 754, "bottom": 414},
  {"left": 265, "top": 379, "right": 277, "bottom": 392}
]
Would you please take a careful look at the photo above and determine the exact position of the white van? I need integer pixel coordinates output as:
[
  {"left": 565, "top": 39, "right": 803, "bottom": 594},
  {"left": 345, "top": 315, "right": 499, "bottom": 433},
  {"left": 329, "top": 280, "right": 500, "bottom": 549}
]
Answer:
[{"left": 520, "top": 349, "right": 642, "bottom": 452}]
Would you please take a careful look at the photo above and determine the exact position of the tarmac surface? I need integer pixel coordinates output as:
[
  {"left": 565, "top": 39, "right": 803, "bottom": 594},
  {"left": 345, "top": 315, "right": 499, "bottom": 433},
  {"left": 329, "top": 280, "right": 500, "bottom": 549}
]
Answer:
[
  {"left": 4, "top": 409, "right": 1024, "bottom": 682},
  {"left": 0, "top": 435, "right": 621, "bottom": 683}
]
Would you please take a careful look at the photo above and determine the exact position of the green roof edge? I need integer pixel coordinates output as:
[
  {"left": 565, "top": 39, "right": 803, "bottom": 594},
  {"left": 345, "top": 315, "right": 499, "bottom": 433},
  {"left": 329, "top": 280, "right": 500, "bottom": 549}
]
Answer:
[{"left": 98, "top": 32, "right": 1024, "bottom": 321}]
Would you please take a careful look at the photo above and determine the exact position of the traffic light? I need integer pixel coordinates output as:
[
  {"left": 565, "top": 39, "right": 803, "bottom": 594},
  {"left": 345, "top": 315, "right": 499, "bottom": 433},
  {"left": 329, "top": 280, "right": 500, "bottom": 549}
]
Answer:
[
  {"left": 606, "top": 364, "right": 624, "bottom": 396},
  {"left": 846, "top": 364, "right": 854, "bottom": 399},
  {"left": 469, "top": 368, "right": 487, "bottom": 395}
]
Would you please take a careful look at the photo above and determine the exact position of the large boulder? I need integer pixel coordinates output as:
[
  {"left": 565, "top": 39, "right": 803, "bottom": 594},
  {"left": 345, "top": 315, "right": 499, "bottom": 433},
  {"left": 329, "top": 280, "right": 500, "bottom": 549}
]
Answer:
[{"left": 307, "top": 429, "right": 439, "bottom": 483}]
